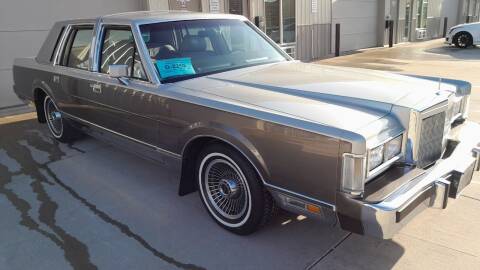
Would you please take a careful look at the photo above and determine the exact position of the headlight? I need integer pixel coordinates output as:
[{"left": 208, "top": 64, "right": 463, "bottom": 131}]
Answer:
[
  {"left": 368, "top": 145, "right": 384, "bottom": 170},
  {"left": 385, "top": 136, "right": 402, "bottom": 160},
  {"left": 368, "top": 135, "right": 403, "bottom": 172}
]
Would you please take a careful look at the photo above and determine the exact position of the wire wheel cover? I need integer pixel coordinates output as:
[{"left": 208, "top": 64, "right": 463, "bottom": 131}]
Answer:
[
  {"left": 204, "top": 158, "right": 249, "bottom": 220},
  {"left": 45, "top": 98, "right": 63, "bottom": 136}
]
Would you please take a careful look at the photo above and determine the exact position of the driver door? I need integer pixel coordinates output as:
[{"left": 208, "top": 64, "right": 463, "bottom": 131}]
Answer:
[{"left": 87, "top": 25, "right": 164, "bottom": 146}]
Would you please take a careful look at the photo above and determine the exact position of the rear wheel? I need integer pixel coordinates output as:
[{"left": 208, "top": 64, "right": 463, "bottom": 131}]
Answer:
[
  {"left": 454, "top": 32, "right": 473, "bottom": 48},
  {"left": 43, "top": 95, "right": 78, "bottom": 143},
  {"left": 196, "top": 144, "right": 276, "bottom": 235}
]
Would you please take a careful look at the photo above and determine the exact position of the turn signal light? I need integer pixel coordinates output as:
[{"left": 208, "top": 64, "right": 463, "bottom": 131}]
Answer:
[{"left": 306, "top": 204, "right": 321, "bottom": 214}]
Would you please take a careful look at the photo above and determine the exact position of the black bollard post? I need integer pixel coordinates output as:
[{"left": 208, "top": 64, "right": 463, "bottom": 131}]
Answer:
[
  {"left": 443, "top": 17, "right": 448, "bottom": 37},
  {"left": 335, "top": 23, "right": 340, "bottom": 57},
  {"left": 389, "top": 20, "right": 394, "bottom": 48}
]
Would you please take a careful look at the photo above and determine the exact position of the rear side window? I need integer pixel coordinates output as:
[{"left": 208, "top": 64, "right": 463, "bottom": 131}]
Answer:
[
  {"left": 99, "top": 27, "right": 147, "bottom": 80},
  {"left": 61, "top": 26, "right": 94, "bottom": 70}
]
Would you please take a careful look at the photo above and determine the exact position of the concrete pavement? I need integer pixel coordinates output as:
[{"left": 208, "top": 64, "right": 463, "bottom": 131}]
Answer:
[{"left": 1, "top": 39, "right": 480, "bottom": 270}]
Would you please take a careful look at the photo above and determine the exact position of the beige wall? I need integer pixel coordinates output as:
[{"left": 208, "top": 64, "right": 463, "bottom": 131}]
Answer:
[
  {"left": 332, "top": 0, "right": 381, "bottom": 53},
  {"left": 0, "top": 0, "right": 146, "bottom": 110}
]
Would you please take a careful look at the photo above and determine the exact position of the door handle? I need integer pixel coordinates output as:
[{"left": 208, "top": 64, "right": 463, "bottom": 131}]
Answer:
[
  {"left": 90, "top": 83, "right": 102, "bottom": 94},
  {"left": 53, "top": 75, "right": 60, "bottom": 84}
]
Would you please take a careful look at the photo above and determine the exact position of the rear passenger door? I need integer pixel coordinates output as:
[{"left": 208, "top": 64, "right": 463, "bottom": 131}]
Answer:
[{"left": 54, "top": 25, "right": 96, "bottom": 121}]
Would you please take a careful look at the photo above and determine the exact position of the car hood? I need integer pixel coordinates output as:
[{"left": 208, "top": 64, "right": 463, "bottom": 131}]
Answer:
[
  {"left": 176, "top": 61, "right": 455, "bottom": 131},
  {"left": 454, "top": 21, "right": 480, "bottom": 28}
]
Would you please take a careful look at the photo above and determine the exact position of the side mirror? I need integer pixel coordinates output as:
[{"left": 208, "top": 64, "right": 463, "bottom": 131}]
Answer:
[{"left": 108, "top": 64, "right": 129, "bottom": 78}]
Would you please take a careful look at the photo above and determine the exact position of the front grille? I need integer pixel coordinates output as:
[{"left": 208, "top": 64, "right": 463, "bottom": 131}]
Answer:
[{"left": 417, "top": 112, "right": 446, "bottom": 168}]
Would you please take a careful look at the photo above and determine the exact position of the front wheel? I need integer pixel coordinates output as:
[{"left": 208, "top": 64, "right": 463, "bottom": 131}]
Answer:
[
  {"left": 454, "top": 32, "right": 473, "bottom": 48},
  {"left": 196, "top": 144, "right": 276, "bottom": 235}
]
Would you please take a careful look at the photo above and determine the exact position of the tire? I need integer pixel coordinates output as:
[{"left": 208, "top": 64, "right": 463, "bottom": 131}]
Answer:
[
  {"left": 196, "top": 144, "right": 276, "bottom": 235},
  {"left": 453, "top": 32, "right": 473, "bottom": 48},
  {"left": 43, "top": 95, "right": 78, "bottom": 143}
]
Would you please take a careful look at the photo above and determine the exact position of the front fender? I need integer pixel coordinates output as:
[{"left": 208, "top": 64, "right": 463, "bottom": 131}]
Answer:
[
  {"left": 180, "top": 121, "right": 270, "bottom": 179},
  {"left": 177, "top": 121, "right": 270, "bottom": 196}
]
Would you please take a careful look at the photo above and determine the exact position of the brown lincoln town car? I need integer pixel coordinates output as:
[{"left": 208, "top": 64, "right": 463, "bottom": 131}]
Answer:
[{"left": 13, "top": 11, "right": 480, "bottom": 238}]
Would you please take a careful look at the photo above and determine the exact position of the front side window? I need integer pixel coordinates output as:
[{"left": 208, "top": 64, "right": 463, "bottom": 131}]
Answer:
[
  {"left": 139, "top": 19, "right": 287, "bottom": 83},
  {"left": 62, "top": 27, "right": 93, "bottom": 70},
  {"left": 99, "top": 27, "right": 147, "bottom": 80}
]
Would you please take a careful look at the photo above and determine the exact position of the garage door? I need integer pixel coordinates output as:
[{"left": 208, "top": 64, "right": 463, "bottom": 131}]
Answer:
[
  {"left": 332, "top": 0, "right": 379, "bottom": 53},
  {"left": 0, "top": 0, "right": 144, "bottom": 111}
]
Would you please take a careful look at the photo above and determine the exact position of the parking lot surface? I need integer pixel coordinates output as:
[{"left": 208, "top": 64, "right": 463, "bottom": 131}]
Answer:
[{"left": 1, "top": 40, "right": 480, "bottom": 269}]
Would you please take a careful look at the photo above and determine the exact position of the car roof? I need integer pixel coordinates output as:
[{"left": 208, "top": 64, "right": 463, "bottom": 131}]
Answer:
[
  {"left": 56, "top": 11, "right": 247, "bottom": 27},
  {"left": 101, "top": 10, "right": 247, "bottom": 25}
]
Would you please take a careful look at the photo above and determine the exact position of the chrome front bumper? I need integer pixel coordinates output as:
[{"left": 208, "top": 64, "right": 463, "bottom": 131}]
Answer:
[{"left": 338, "top": 121, "right": 480, "bottom": 239}]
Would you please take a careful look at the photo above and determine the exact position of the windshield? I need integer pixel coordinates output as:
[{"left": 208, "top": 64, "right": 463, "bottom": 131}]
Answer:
[{"left": 139, "top": 19, "right": 288, "bottom": 83}]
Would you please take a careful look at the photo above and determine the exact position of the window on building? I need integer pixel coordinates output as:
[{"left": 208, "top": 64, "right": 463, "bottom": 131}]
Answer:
[
  {"left": 265, "top": 0, "right": 280, "bottom": 43},
  {"left": 229, "top": 0, "right": 243, "bottom": 15},
  {"left": 282, "top": 0, "right": 295, "bottom": 43},
  {"left": 99, "top": 27, "right": 147, "bottom": 80},
  {"left": 404, "top": 1, "right": 411, "bottom": 39},
  {"left": 416, "top": 0, "right": 429, "bottom": 29},
  {"left": 61, "top": 27, "right": 94, "bottom": 70},
  {"left": 264, "top": 0, "right": 296, "bottom": 44},
  {"left": 168, "top": 0, "right": 201, "bottom": 11}
]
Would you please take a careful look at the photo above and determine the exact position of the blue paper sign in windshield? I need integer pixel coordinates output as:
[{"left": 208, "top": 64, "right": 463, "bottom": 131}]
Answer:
[{"left": 156, "top": 58, "right": 196, "bottom": 79}]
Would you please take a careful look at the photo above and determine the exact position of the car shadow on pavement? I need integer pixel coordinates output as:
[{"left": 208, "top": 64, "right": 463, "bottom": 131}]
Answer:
[
  {"left": 310, "top": 233, "right": 406, "bottom": 270},
  {"left": 0, "top": 117, "right": 406, "bottom": 270},
  {"left": 424, "top": 45, "right": 480, "bottom": 60}
]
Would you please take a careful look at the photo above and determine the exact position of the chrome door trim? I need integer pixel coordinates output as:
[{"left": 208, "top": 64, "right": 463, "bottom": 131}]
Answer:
[{"left": 62, "top": 111, "right": 181, "bottom": 159}]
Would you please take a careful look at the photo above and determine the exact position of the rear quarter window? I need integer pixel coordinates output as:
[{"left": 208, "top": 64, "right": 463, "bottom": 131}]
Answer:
[{"left": 60, "top": 26, "right": 94, "bottom": 70}]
